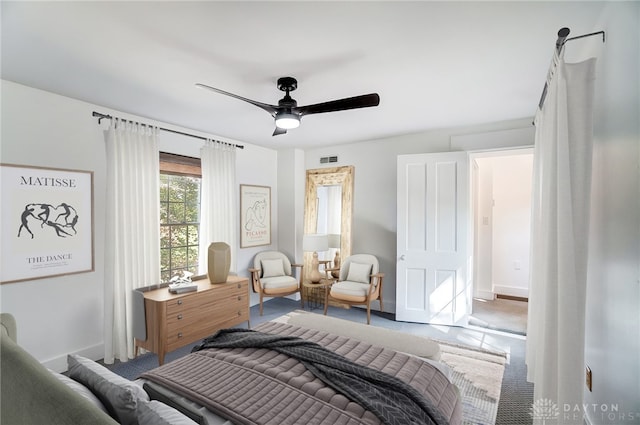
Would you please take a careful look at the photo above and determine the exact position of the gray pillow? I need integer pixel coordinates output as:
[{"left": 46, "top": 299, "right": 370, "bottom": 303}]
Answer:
[
  {"left": 67, "top": 354, "right": 149, "bottom": 425},
  {"left": 49, "top": 369, "right": 109, "bottom": 413},
  {"left": 137, "top": 400, "right": 200, "bottom": 425}
]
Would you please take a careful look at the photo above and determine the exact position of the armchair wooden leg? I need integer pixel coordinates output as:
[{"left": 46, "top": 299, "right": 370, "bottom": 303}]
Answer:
[
  {"left": 377, "top": 277, "right": 384, "bottom": 313},
  {"left": 366, "top": 302, "right": 371, "bottom": 325},
  {"left": 259, "top": 293, "right": 264, "bottom": 316},
  {"left": 323, "top": 289, "right": 329, "bottom": 316}
]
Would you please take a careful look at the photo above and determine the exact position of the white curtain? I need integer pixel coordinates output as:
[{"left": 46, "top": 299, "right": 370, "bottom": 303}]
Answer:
[
  {"left": 526, "top": 48, "right": 597, "bottom": 422},
  {"left": 103, "top": 119, "right": 160, "bottom": 364},
  {"left": 198, "top": 141, "right": 237, "bottom": 274}
]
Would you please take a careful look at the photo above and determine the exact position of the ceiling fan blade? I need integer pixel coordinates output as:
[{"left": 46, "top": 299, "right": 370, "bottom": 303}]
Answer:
[
  {"left": 196, "top": 83, "right": 278, "bottom": 116},
  {"left": 298, "top": 93, "right": 380, "bottom": 116},
  {"left": 272, "top": 127, "right": 287, "bottom": 136}
]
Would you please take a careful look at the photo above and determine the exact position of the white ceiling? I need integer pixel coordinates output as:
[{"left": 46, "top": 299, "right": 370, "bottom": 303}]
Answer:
[{"left": 1, "top": 1, "right": 606, "bottom": 149}]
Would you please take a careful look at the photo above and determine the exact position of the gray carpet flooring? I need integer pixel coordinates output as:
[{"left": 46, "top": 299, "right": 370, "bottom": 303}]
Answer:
[{"left": 105, "top": 298, "right": 533, "bottom": 425}]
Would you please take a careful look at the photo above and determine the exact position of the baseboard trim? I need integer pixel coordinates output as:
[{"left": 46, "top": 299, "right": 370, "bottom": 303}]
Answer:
[
  {"left": 496, "top": 294, "right": 528, "bottom": 302},
  {"left": 492, "top": 284, "right": 529, "bottom": 299},
  {"left": 42, "top": 343, "right": 104, "bottom": 373}
]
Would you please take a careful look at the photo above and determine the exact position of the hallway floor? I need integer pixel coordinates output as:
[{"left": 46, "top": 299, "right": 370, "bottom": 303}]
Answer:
[{"left": 470, "top": 297, "right": 528, "bottom": 335}]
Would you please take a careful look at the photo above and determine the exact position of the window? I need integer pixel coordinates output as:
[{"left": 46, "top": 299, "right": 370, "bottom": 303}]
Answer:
[{"left": 159, "top": 153, "right": 201, "bottom": 283}]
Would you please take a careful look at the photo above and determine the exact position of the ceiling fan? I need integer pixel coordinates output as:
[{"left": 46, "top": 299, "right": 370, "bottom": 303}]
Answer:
[{"left": 196, "top": 77, "right": 380, "bottom": 136}]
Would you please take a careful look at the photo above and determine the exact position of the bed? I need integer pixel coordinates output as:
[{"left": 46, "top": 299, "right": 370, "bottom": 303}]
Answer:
[
  {"left": 1, "top": 311, "right": 462, "bottom": 425},
  {"left": 137, "top": 312, "right": 462, "bottom": 425}
]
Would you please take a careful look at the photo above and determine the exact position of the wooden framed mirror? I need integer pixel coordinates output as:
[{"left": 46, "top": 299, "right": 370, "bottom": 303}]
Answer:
[{"left": 303, "top": 166, "right": 354, "bottom": 282}]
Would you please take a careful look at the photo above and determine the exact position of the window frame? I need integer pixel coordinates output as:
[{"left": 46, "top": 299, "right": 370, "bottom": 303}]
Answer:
[{"left": 159, "top": 152, "right": 202, "bottom": 282}]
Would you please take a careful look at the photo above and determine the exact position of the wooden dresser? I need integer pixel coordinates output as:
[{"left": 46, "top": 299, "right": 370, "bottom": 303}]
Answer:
[{"left": 134, "top": 275, "right": 249, "bottom": 365}]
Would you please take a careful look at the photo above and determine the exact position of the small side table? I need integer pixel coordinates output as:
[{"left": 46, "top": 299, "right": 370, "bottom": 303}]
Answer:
[{"left": 302, "top": 278, "right": 335, "bottom": 310}]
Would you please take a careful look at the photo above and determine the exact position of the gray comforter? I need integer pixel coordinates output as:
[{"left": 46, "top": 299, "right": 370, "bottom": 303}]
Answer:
[
  {"left": 191, "top": 328, "right": 449, "bottom": 425},
  {"left": 141, "top": 321, "right": 461, "bottom": 425}
]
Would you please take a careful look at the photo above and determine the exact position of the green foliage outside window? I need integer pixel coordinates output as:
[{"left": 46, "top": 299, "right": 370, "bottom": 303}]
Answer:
[{"left": 160, "top": 174, "right": 201, "bottom": 282}]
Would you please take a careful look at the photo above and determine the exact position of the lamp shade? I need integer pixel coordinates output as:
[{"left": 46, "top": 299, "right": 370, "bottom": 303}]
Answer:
[
  {"left": 328, "top": 234, "right": 341, "bottom": 249},
  {"left": 275, "top": 111, "right": 300, "bottom": 129},
  {"left": 303, "top": 234, "right": 328, "bottom": 252}
]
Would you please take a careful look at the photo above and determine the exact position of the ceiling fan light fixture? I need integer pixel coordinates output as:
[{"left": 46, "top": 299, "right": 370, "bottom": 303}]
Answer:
[
  {"left": 197, "top": 77, "right": 380, "bottom": 136},
  {"left": 275, "top": 112, "right": 300, "bottom": 130}
]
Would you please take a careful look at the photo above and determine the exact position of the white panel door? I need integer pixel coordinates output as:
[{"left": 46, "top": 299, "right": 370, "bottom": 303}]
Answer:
[{"left": 396, "top": 152, "right": 471, "bottom": 325}]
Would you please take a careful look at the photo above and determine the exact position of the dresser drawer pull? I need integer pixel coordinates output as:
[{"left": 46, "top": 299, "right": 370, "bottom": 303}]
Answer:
[
  {"left": 237, "top": 283, "right": 241, "bottom": 289},
  {"left": 177, "top": 300, "right": 183, "bottom": 305},
  {"left": 237, "top": 311, "right": 242, "bottom": 316},
  {"left": 177, "top": 314, "right": 183, "bottom": 320},
  {"left": 237, "top": 296, "right": 242, "bottom": 301},
  {"left": 177, "top": 332, "right": 183, "bottom": 338}
]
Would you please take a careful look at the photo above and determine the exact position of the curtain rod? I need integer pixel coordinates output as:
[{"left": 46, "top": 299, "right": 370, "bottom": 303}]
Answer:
[
  {"left": 536, "top": 27, "right": 605, "bottom": 111},
  {"left": 91, "top": 111, "right": 244, "bottom": 149}
]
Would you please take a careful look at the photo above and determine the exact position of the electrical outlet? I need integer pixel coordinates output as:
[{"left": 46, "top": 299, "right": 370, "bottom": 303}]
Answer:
[{"left": 586, "top": 366, "right": 592, "bottom": 392}]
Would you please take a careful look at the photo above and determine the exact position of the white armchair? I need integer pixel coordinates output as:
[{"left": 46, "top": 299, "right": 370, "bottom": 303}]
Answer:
[
  {"left": 323, "top": 254, "right": 384, "bottom": 324},
  {"left": 249, "top": 251, "right": 304, "bottom": 315}
]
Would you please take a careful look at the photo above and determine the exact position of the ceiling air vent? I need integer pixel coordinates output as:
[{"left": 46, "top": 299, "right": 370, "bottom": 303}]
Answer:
[{"left": 320, "top": 156, "right": 338, "bottom": 164}]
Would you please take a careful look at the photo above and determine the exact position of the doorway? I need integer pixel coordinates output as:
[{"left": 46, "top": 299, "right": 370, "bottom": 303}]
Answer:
[{"left": 470, "top": 149, "right": 533, "bottom": 335}]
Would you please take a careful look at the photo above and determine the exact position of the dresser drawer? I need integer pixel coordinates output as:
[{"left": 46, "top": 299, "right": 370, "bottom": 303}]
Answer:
[
  {"left": 166, "top": 281, "right": 247, "bottom": 315},
  {"left": 166, "top": 307, "right": 249, "bottom": 350},
  {"left": 166, "top": 291, "right": 247, "bottom": 333},
  {"left": 165, "top": 290, "right": 215, "bottom": 315}
]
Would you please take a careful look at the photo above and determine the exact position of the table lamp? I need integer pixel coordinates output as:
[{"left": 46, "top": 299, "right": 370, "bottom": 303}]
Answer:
[
  {"left": 303, "top": 234, "right": 329, "bottom": 283},
  {"left": 328, "top": 233, "right": 341, "bottom": 278}
]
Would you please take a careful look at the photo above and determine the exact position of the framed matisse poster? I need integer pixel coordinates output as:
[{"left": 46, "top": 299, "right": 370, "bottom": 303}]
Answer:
[
  {"left": 1, "top": 164, "right": 94, "bottom": 284},
  {"left": 239, "top": 184, "right": 271, "bottom": 248}
]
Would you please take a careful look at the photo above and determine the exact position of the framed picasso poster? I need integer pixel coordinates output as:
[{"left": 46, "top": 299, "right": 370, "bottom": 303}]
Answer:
[
  {"left": 239, "top": 184, "right": 271, "bottom": 248},
  {"left": 1, "top": 164, "right": 94, "bottom": 283}
]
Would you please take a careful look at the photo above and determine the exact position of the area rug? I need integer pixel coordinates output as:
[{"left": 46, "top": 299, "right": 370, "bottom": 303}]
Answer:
[{"left": 435, "top": 339, "right": 507, "bottom": 425}]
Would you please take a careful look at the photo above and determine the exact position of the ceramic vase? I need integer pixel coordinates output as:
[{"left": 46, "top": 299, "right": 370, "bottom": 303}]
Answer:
[{"left": 207, "top": 242, "right": 230, "bottom": 284}]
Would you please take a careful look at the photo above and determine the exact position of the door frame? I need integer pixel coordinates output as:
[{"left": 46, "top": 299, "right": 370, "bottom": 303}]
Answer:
[{"left": 469, "top": 147, "right": 534, "bottom": 303}]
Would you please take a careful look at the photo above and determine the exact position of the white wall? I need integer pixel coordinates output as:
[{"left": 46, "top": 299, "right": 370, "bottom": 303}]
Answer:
[
  {"left": 303, "top": 118, "right": 534, "bottom": 313},
  {"left": 0, "top": 80, "right": 277, "bottom": 370},
  {"left": 490, "top": 154, "right": 533, "bottom": 298},
  {"left": 270, "top": 148, "right": 306, "bottom": 306},
  {"left": 276, "top": 148, "right": 305, "bottom": 263},
  {"left": 1, "top": 81, "right": 109, "bottom": 371},
  {"left": 582, "top": 2, "right": 640, "bottom": 423},
  {"left": 234, "top": 143, "right": 280, "bottom": 300}
]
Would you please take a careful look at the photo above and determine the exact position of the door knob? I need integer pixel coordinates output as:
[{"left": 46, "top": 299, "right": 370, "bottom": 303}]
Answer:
[{"left": 399, "top": 255, "right": 406, "bottom": 261}]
